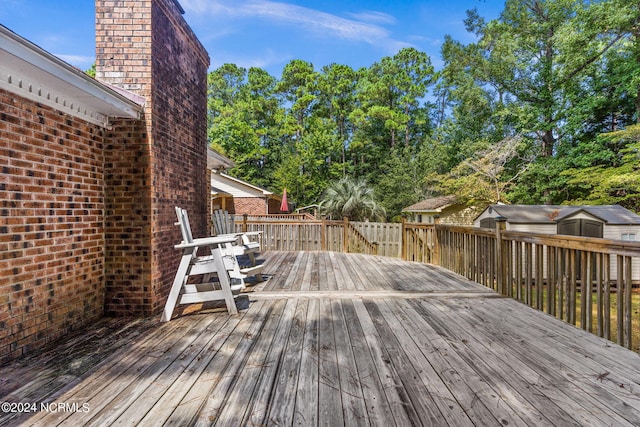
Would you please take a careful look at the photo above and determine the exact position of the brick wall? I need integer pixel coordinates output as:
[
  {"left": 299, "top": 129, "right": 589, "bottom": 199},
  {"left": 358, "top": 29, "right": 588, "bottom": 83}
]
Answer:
[
  {"left": 96, "top": 0, "right": 210, "bottom": 315},
  {"left": 0, "top": 0, "right": 209, "bottom": 361},
  {"left": 0, "top": 90, "right": 107, "bottom": 361},
  {"left": 233, "top": 197, "right": 269, "bottom": 216}
]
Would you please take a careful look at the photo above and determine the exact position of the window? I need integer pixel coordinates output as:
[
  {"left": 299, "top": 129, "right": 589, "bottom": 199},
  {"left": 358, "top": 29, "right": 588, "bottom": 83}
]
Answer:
[{"left": 621, "top": 233, "right": 636, "bottom": 241}]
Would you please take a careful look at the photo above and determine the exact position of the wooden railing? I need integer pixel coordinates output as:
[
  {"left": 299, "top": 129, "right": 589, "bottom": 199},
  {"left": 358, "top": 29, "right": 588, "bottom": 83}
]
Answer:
[
  {"left": 233, "top": 216, "right": 379, "bottom": 255},
  {"left": 402, "top": 220, "right": 640, "bottom": 351},
  {"left": 235, "top": 213, "right": 317, "bottom": 221}
]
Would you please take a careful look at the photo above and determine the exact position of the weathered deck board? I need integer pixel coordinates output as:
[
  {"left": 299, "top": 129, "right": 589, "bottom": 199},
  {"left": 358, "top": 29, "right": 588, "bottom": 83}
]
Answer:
[{"left": 2, "top": 251, "right": 640, "bottom": 426}]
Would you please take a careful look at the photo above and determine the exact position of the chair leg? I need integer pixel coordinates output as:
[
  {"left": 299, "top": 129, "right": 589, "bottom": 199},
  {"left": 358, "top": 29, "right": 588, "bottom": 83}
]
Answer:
[
  {"left": 161, "top": 250, "right": 195, "bottom": 322},
  {"left": 212, "top": 248, "right": 238, "bottom": 315}
]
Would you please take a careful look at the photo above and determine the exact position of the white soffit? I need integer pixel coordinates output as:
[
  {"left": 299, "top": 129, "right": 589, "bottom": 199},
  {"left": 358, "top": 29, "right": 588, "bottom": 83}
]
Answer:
[{"left": 0, "top": 25, "right": 143, "bottom": 128}]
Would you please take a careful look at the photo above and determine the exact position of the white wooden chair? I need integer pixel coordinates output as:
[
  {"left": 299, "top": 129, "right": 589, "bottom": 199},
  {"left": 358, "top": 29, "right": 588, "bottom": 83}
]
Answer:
[
  {"left": 212, "top": 210, "right": 261, "bottom": 266},
  {"left": 161, "top": 208, "right": 240, "bottom": 322},
  {"left": 175, "top": 207, "right": 265, "bottom": 291}
]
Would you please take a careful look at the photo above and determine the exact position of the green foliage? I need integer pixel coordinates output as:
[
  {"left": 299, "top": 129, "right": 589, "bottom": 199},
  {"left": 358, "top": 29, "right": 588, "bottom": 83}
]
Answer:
[
  {"left": 86, "top": 63, "right": 96, "bottom": 78},
  {"left": 562, "top": 125, "right": 640, "bottom": 210},
  {"left": 206, "top": 0, "right": 640, "bottom": 216},
  {"left": 319, "top": 176, "right": 386, "bottom": 222}
]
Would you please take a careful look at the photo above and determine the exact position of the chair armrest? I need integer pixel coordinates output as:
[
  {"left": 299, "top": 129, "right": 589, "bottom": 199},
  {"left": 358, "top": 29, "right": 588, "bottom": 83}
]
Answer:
[{"left": 175, "top": 235, "right": 238, "bottom": 249}]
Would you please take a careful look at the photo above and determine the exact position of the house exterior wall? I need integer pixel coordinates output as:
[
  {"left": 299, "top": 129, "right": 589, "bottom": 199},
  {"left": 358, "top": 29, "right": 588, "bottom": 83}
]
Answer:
[
  {"left": 269, "top": 198, "right": 288, "bottom": 214},
  {"left": 0, "top": 89, "right": 108, "bottom": 361},
  {"left": 604, "top": 225, "right": 640, "bottom": 281},
  {"left": 96, "top": 0, "right": 210, "bottom": 316},
  {"left": 234, "top": 197, "right": 268, "bottom": 216},
  {"left": 0, "top": 0, "right": 210, "bottom": 362}
]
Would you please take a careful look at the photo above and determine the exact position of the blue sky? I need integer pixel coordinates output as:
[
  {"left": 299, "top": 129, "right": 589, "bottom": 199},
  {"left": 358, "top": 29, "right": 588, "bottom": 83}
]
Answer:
[{"left": 0, "top": 0, "right": 503, "bottom": 77}]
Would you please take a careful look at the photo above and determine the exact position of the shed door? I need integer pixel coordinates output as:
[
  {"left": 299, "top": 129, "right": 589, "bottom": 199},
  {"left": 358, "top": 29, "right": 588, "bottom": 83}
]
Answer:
[
  {"left": 558, "top": 219, "right": 580, "bottom": 236},
  {"left": 582, "top": 220, "right": 603, "bottom": 238},
  {"left": 557, "top": 218, "right": 603, "bottom": 238},
  {"left": 480, "top": 218, "right": 496, "bottom": 229}
]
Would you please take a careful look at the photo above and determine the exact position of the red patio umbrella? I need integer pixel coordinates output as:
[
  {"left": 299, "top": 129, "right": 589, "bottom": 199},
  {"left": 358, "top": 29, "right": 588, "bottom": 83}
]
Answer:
[{"left": 280, "top": 188, "right": 289, "bottom": 213}]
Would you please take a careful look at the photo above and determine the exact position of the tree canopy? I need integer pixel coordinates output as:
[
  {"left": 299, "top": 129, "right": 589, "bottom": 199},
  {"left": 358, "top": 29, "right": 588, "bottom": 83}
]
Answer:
[{"left": 207, "top": 0, "right": 640, "bottom": 219}]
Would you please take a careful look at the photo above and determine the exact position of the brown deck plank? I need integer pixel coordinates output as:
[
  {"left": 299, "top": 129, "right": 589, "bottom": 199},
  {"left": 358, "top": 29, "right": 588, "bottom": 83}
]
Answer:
[
  {"left": 437, "top": 296, "right": 638, "bottom": 426},
  {"left": 325, "top": 252, "right": 340, "bottom": 291},
  {"left": 293, "top": 298, "right": 320, "bottom": 426},
  {"left": 108, "top": 313, "right": 235, "bottom": 426},
  {"left": 332, "top": 299, "right": 369, "bottom": 425},
  {"left": 364, "top": 300, "right": 449, "bottom": 425},
  {"left": 191, "top": 300, "right": 273, "bottom": 426},
  {"left": 245, "top": 298, "right": 298, "bottom": 426},
  {"left": 375, "top": 299, "right": 475, "bottom": 426},
  {"left": 341, "top": 300, "right": 398, "bottom": 427},
  {"left": 33, "top": 315, "right": 216, "bottom": 427},
  {"left": 263, "top": 298, "right": 308, "bottom": 426},
  {"left": 395, "top": 298, "right": 507, "bottom": 426},
  {"left": 211, "top": 299, "right": 287, "bottom": 426},
  {"left": 317, "top": 297, "right": 344, "bottom": 426},
  {"left": 309, "top": 249, "right": 321, "bottom": 291},
  {"left": 132, "top": 311, "right": 246, "bottom": 425},
  {"left": 351, "top": 299, "right": 418, "bottom": 425},
  {"left": 163, "top": 300, "right": 268, "bottom": 426},
  {"left": 423, "top": 298, "right": 585, "bottom": 427}
]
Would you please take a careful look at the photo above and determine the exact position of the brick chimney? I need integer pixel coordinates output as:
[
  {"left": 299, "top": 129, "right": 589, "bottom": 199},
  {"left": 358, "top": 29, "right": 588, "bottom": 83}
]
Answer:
[{"left": 95, "top": 0, "right": 210, "bottom": 316}]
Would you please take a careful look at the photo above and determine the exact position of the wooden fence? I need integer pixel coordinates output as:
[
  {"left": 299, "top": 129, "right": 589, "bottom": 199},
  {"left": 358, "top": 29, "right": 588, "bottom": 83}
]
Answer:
[{"left": 232, "top": 216, "right": 379, "bottom": 255}]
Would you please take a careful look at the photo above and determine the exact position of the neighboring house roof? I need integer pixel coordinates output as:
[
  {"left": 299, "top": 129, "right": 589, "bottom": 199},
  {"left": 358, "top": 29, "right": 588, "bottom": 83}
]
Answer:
[
  {"left": 207, "top": 148, "right": 235, "bottom": 171},
  {"left": 480, "top": 204, "right": 640, "bottom": 225},
  {"left": 210, "top": 170, "right": 279, "bottom": 200},
  {"left": 0, "top": 24, "right": 143, "bottom": 128},
  {"left": 403, "top": 196, "right": 458, "bottom": 213}
]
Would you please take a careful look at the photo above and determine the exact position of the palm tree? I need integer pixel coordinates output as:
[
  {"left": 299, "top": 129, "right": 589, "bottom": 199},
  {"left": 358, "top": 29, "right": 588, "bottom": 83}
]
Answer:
[{"left": 320, "top": 177, "right": 386, "bottom": 221}]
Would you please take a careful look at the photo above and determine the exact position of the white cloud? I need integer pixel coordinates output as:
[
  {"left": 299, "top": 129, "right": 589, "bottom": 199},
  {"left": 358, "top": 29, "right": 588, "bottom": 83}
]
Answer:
[
  {"left": 55, "top": 54, "right": 95, "bottom": 69},
  {"left": 347, "top": 10, "right": 396, "bottom": 26},
  {"left": 210, "top": 48, "right": 292, "bottom": 71},
  {"left": 182, "top": 0, "right": 406, "bottom": 49}
]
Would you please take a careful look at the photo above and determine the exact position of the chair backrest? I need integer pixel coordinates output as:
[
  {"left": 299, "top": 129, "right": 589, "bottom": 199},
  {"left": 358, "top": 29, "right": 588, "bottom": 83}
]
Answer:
[
  {"left": 175, "top": 207, "right": 194, "bottom": 243},
  {"left": 213, "top": 209, "right": 235, "bottom": 235}
]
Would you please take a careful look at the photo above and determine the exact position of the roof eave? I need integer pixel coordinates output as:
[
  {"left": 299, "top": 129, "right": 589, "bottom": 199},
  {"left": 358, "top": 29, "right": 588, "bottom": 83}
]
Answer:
[{"left": 0, "top": 24, "right": 143, "bottom": 128}]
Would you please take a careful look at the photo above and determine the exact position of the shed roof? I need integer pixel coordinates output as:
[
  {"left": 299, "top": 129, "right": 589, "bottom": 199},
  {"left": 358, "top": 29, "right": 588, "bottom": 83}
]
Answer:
[
  {"left": 403, "top": 196, "right": 458, "bottom": 213},
  {"left": 557, "top": 205, "right": 640, "bottom": 225},
  {"left": 481, "top": 204, "right": 640, "bottom": 225}
]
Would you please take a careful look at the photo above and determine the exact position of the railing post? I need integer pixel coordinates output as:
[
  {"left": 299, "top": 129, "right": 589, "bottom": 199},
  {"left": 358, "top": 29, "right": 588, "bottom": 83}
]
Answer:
[
  {"left": 321, "top": 215, "right": 327, "bottom": 251},
  {"left": 401, "top": 217, "right": 407, "bottom": 261},
  {"left": 242, "top": 214, "right": 248, "bottom": 232},
  {"left": 433, "top": 216, "right": 440, "bottom": 266},
  {"left": 495, "top": 216, "right": 507, "bottom": 295},
  {"left": 343, "top": 216, "right": 349, "bottom": 253}
]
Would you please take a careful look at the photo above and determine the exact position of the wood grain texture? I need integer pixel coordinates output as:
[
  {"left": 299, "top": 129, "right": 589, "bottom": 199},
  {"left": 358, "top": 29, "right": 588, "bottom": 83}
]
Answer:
[{"left": 2, "top": 251, "right": 639, "bottom": 427}]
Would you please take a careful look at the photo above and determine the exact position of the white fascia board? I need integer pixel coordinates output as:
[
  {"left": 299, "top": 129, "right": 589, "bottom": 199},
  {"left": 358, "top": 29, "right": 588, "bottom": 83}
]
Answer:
[
  {"left": 214, "top": 171, "right": 274, "bottom": 196},
  {"left": 0, "top": 25, "right": 143, "bottom": 128}
]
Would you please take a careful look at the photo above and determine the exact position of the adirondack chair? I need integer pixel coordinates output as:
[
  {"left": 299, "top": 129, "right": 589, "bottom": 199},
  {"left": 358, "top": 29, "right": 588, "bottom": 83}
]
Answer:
[
  {"left": 212, "top": 210, "right": 261, "bottom": 267},
  {"left": 161, "top": 208, "right": 240, "bottom": 322},
  {"left": 176, "top": 207, "right": 265, "bottom": 291}
]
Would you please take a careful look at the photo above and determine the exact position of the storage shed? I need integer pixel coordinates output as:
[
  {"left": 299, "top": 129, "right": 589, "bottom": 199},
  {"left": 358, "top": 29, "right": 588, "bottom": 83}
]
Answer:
[
  {"left": 403, "top": 196, "right": 484, "bottom": 225},
  {"left": 474, "top": 204, "right": 640, "bottom": 241},
  {"left": 474, "top": 204, "right": 640, "bottom": 281}
]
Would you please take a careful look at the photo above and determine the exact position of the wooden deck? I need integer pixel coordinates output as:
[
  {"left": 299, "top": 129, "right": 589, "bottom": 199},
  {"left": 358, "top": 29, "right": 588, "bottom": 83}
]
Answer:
[{"left": 2, "top": 251, "right": 640, "bottom": 426}]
